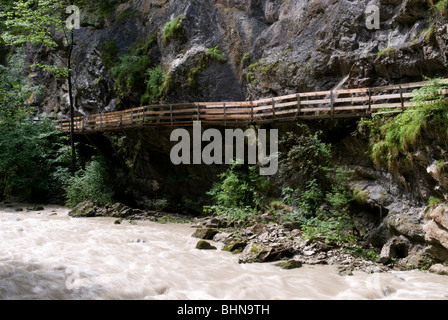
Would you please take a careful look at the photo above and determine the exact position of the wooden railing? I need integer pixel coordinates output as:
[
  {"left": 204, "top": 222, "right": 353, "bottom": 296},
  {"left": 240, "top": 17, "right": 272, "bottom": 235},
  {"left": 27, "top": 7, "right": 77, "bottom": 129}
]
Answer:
[{"left": 58, "top": 79, "right": 448, "bottom": 132}]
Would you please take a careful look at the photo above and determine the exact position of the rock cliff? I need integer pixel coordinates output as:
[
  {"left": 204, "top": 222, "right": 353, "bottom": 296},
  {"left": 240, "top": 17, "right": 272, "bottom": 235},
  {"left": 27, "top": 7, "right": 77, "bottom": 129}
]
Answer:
[
  {"left": 25, "top": 0, "right": 448, "bottom": 266},
  {"left": 32, "top": 0, "right": 448, "bottom": 117}
]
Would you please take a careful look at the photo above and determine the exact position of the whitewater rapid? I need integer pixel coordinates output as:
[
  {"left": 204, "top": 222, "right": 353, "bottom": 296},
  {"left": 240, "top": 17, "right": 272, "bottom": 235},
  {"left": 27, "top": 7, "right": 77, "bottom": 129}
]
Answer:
[{"left": 1, "top": 204, "right": 447, "bottom": 300}]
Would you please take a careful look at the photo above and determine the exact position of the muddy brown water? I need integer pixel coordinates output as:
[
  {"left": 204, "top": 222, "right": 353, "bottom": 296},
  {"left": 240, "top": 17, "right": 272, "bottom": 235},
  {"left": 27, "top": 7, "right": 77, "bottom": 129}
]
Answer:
[{"left": 1, "top": 205, "right": 448, "bottom": 300}]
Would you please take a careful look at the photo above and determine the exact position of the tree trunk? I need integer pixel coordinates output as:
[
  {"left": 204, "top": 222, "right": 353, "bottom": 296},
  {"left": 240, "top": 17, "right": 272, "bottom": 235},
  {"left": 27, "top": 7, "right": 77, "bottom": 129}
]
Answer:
[{"left": 68, "top": 31, "right": 76, "bottom": 174}]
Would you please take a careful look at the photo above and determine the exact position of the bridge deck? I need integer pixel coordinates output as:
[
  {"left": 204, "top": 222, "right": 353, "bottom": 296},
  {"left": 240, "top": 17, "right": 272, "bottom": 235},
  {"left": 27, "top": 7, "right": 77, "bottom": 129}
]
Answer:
[{"left": 58, "top": 79, "right": 448, "bottom": 133}]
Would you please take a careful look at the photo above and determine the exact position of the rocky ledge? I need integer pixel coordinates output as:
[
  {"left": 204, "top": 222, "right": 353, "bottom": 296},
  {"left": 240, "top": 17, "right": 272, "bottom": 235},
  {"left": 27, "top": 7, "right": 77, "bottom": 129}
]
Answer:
[
  {"left": 68, "top": 201, "right": 196, "bottom": 223},
  {"left": 190, "top": 214, "right": 448, "bottom": 276}
]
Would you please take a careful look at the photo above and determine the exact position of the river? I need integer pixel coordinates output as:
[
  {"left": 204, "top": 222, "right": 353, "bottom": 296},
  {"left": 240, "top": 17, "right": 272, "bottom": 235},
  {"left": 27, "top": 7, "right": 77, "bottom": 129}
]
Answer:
[{"left": 1, "top": 204, "right": 448, "bottom": 300}]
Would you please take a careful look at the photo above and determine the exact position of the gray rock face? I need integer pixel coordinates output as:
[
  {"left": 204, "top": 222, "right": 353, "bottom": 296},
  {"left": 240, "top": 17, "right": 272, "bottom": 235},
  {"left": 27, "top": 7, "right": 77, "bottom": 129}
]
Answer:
[{"left": 29, "top": 0, "right": 447, "bottom": 116}]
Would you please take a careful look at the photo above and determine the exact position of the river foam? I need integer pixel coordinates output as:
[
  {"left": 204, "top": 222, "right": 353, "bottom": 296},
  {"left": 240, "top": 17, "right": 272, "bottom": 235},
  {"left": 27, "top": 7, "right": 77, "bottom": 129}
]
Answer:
[{"left": 1, "top": 204, "right": 448, "bottom": 300}]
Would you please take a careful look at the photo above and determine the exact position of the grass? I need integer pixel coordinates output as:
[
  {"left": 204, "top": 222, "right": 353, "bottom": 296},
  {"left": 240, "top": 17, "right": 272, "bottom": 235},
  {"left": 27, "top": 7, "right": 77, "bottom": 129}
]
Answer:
[
  {"left": 430, "top": 0, "right": 448, "bottom": 15},
  {"left": 377, "top": 46, "right": 399, "bottom": 58},
  {"left": 162, "top": 15, "right": 186, "bottom": 45},
  {"left": 360, "top": 78, "right": 448, "bottom": 169},
  {"left": 186, "top": 46, "right": 227, "bottom": 89}
]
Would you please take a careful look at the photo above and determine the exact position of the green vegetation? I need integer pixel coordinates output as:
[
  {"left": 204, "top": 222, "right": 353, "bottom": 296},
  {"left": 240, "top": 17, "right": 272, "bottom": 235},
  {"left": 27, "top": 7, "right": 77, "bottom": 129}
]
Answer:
[
  {"left": 187, "top": 46, "right": 227, "bottom": 89},
  {"left": 162, "top": 15, "right": 186, "bottom": 45},
  {"left": 112, "top": 35, "right": 171, "bottom": 106},
  {"left": 279, "top": 125, "right": 356, "bottom": 244},
  {"left": 99, "top": 39, "right": 120, "bottom": 70},
  {"left": 359, "top": 78, "right": 448, "bottom": 169},
  {"left": 205, "top": 46, "right": 227, "bottom": 63},
  {"left": 377, "top": 46, "right": 399, "bottom": 58},
  {"left": 65, "top": 156, "right": 114, "bottom": 207},
  {"left": 204, "top": 160, "right": 270, "bottom": 221},
  {"left": 203, "top": 124, "right": 357, "bottom": 246},
  {"left": 141, "top": 66, "right": 171, "bottom": 105},
  {"left": 113, "top": 54, "right": 152, "bottom": 102},
  {"left": 428, "top": 197, "right": 443, "bottom": 211},
  {"left": 429, "top": 0, "right": 448, "bottom": 15},
  {"left": 0, "top": 51, "right": 71, "bottom": 202}
]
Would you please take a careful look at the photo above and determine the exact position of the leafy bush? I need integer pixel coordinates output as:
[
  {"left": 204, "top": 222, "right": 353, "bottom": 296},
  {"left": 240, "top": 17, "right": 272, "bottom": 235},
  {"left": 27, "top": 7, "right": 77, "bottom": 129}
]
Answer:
[
  {"left": 280, "top": 124, "right": 332, "bottom": 186},
  {"left": 65, "top": 156, "right": 114, "bottom": 207},
  {"left": 429, "top": 0, "right": 448, "bottom": 15},
  {"left": 205, "top": 160, "right": 270, "bottom": 221},
  {"left": 279, "top": 124, "right": 356, "bottom": 244}
]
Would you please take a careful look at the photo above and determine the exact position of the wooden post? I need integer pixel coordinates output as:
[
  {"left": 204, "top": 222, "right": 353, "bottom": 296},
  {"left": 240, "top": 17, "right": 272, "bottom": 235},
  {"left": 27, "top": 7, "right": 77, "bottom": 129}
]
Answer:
[
  {"left": 100, "top": 112, "right": 103, "bottom": 129},
  {"left": 119, "top": 111, "right": 122, "bottom": 127},
  {"left": 142, "top": 106, "right": 146, "bottom": 124},
  {"left": 330, "top": 91, "right": 334, "bottom": 122},
  {"left": 250, "top": 101, "right": 254, "bottom": 123},
  {"left": 170, "top": 104, "right": 173, "bottom": 126},
  {"left": 131, "top": 108, "right": 134, "bottom": 125},
  {"left": 367, "top": 88, "right": 372, "bottom": 115},
  {"left": 399, "top": 85, "right": 405, "bottom": 112},
  {"left": 196, "top": 103, "right": 200, "bottom": 121},
  {"left": 223, "top": 103, "right": 227, "bottom": 127},
  {"left": 272, "top": 98, "right": 276, "bottom": 119},
  {"left": 296, "top": 94, "right": 301, "bottom": 119}
]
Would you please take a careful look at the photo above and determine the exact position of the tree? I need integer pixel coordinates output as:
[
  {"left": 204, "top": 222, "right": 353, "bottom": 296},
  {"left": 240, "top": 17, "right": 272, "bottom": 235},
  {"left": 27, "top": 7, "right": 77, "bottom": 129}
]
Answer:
[
  {"left": 0, "top": 0, "right": 83, "bottom": 173},
  {"left": 0, "top": 50, "right": 71, "bottom": 202}
]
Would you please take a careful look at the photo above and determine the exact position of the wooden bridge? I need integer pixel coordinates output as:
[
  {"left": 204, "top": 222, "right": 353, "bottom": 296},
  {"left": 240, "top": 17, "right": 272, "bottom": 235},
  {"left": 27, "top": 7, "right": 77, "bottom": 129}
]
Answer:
[{"left": 58, "top": 79, "right": 448, "bottom": 133}]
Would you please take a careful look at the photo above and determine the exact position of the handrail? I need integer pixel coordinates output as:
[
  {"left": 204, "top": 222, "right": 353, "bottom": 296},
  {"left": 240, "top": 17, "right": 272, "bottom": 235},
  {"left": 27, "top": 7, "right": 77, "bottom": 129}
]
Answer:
[{"left": 58, "top": 79, "right": 448, "bottom": 133}]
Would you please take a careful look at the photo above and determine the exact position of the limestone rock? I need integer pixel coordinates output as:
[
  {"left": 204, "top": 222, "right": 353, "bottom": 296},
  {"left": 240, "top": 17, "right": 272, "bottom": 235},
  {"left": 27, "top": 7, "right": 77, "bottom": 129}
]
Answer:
[
  {"left": 276, "top": 259, "right": 303, "bottom": 270},
  {"left": 222, "top": 240, "right": 247, "bottom": 253},
  {"left": 191, "top": 228, "right": 219, "bottom": 240},
  {"left": 378, "top": 236, "right": 411, "bottom": 264},
  {"left": 429, "top": 264, "right": 448, "bottom": 276},
  {"left": 424, "top": 204, "right": 448, "bottom": 259},
  {"left": 239, "top": 243, "right": 273, "bottom": 264}
]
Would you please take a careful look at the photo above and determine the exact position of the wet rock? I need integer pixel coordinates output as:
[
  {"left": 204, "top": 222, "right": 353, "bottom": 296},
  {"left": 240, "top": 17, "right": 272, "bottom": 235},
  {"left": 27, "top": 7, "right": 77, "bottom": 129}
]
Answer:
[
  {"left": 378, "top": 236, "right": 411, "bottom": 264},
  {"left": 239, "top": 243, "right": 273, "bottom": 264},
  {"left": 191, "top": 228, "right": 219, "bottom": 240},
  {"left": 429, "top": 264, "right": 448, "bottom": 276},
  {"left": 27, "top": 206, "right": 45, "bottom": 211},
  {"left": 196, "top": 240, "right": 217, "bottom": 250},
  {"left": 239, "top": 243, "right": 294, "bottom": 264},
  {"left": 222, "top": 240, "right": 247, "bottom": 253},
  {"left": 276, "top": 259, "right": 303, "bottom": 270},
  {"left": 68, "top": 201, "right": 98, "bottom": 218}
]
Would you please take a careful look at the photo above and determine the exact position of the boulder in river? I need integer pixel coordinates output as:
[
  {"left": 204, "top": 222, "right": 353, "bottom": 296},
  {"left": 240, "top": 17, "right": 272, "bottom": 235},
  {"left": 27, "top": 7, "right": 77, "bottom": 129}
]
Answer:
[
  {"left": 191, "top": 228, "right": 219, "bottom": 240},
  {"left": 196, "top": 240, "right": 217, "bottom": 250}
]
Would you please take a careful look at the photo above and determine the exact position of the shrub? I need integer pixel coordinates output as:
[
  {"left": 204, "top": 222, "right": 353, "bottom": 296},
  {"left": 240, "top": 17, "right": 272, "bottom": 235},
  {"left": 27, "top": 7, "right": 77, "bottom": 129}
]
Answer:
[
  {"left": 113, "top": 54, "right": 152, "bottom": 100},
  {"left": 205, "top": 160, "right": 270, "bottom": 221},
  {"left": 65, "top": 157, "right": 114, "bottom": 207},
  {"left": 141, "top": 65, "right": 167, "bottom": 105}
]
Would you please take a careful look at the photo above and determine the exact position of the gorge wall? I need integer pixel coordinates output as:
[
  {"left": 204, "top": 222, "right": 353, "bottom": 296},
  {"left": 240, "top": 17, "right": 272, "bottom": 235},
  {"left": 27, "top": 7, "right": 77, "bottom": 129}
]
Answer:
[{"left": 26, "top": 0, "right": 448, "bottom": 265}]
